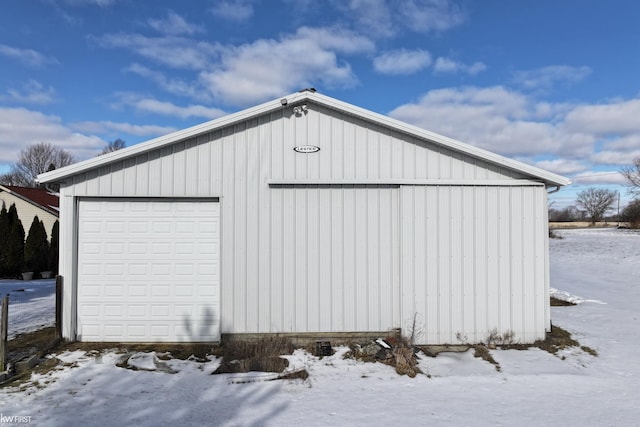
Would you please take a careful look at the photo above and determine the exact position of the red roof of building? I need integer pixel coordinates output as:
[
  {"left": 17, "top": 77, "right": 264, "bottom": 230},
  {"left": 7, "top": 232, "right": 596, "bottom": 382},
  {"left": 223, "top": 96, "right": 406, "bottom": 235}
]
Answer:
[{"left": 0, "top": 185, "right": 59, "bottom": 216}]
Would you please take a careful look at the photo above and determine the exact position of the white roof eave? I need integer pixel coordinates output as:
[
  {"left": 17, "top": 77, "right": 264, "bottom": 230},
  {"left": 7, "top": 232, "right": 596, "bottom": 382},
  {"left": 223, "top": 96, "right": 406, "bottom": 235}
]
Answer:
[
  {"left": 305, "top": 92, "right": 571, "bottom": 187},
  {"left": 37, "top": 91, "right": 570, "bottom": 187},
  {"left": 37, "top": 94, "right": 299, "bottom": 184}
]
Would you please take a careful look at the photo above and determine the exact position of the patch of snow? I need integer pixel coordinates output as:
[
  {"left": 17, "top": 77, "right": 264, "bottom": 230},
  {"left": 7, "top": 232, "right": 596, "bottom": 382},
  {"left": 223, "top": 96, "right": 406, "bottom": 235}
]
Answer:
[
  {"left": 421, "top": 349, "right": 498, "bottom": 377},
  {"left": 55, "top": 350, "right": 89, "bottom": 364},
  {"left": 550, "top": 287, "right": 607, "bottom": 304},
  {"left": 127, "top": 352, "right": 160, "bottom": 371},
  {"left": 375, "top": 338, "right": 391, "bottom": 348},
  {"left": 0, "top": 278, "right": 55, "bottom": 338}
]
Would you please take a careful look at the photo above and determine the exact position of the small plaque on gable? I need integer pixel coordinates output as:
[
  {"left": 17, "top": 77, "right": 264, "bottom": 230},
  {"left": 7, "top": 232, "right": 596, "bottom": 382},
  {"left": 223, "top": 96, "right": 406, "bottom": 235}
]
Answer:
[{"left": 293, "top": 145, "right": 320, "bottom": 153}]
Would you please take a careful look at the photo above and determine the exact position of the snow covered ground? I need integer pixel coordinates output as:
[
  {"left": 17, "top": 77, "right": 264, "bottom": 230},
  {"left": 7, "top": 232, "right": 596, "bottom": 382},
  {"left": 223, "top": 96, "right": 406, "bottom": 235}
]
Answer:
[
  {"left": 0, "top": 278, "right": 55, "bottom": 338},
  {"left": 1, "top": 228, "right": 639, "bottom": 426}
]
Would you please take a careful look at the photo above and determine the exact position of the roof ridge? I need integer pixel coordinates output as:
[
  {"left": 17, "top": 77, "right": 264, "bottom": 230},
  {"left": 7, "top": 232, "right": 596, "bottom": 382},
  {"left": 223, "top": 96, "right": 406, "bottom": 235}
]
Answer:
[{"left": 37, "top": 92, "right": 570, "bottom": 187}]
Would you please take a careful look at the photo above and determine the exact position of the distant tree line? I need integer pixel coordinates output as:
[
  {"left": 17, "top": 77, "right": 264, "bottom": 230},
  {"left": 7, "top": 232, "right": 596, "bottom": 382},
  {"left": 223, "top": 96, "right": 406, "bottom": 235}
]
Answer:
[
  {"left": 620, "top": 156, "right": 640, "bottom": 228},
  {"left": 620, "top": 199, "right": 640, "bottom": 228},
  {"left": 548, "top": 205, "right": 586, "bottom": 222},
  {"left": 552, "top": 157, "right": 640, "bottom": 228}
]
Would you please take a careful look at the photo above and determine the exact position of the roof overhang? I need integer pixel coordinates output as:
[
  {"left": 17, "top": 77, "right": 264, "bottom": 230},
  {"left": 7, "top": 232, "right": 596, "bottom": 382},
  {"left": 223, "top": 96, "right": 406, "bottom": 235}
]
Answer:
[{"left": 37, "top": 91, "right": 571, "bottom": 188}]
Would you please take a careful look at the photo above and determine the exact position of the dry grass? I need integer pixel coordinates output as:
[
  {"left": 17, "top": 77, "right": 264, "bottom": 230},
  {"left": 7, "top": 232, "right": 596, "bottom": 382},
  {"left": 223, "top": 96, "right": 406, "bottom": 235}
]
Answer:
[
  {"left": 346, "top": 335, "right": 421, "bottom": 377},
  {"left": 213, "top": 337, "right": 294, "bottom": 375},
  {"left": 62, "top": 341, "right": 220, "bottom": 361},
  {"left": 549, "top": 221, "right": 620, "bottom": 229},
  {"left": 550, "top": 296, "right": 577, "bottom": 306},
  {"left": 532, "top": 324, "right": 597, "bottom": 356},
  {"left": 219, "top": 336, "right": 294, "bottom": 360},
  {"left": 216, "top": 356, "right": 289, "bottom": 374},
  {"left": 464, "top": 323, "right": 598, "bottom": 372},
  {"left": 3, "top": 329, "right": 306, "bottom": 385},
  {"left": 393, "top": 346, "right": 420, "bottom": 377},
  {"left": 473, "top": 345, "right": 500, "bottom": 371},
  {"left": 3, "top": 322, "right": 597, "bottom": 386},
  {"left": 497, "top": 324, "right": 598, "bottom": 357},
  {"left": 277, "top": 369, "right": 309, "bottom": 381},
  {"left": 7, "top": 327, "right": 59, "bottom": 362}
]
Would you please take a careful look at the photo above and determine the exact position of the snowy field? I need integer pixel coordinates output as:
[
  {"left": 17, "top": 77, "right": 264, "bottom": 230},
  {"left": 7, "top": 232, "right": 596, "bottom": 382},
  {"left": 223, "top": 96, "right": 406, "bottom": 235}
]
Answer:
[
  {"left": 0, "top": 278, "right": 55, "bottom": 339},
  {"left": 1, "top": 228, "right": 639, "bottom": 426}
]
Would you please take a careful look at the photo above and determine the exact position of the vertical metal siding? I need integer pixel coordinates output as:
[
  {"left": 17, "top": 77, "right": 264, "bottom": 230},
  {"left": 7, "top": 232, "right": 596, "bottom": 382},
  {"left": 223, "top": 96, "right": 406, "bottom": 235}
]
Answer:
[
  {"left": 59, "top": 190, "right": 77, "bottom": 339},
  {"left": 401, "top": 185, "right": 548, "bottom": 345},
  {"left": 263, "top": 185, "right": 399, "bottom": 333},
  {"left": 62, "top": 104, "right": 547, "bottom": 340}
]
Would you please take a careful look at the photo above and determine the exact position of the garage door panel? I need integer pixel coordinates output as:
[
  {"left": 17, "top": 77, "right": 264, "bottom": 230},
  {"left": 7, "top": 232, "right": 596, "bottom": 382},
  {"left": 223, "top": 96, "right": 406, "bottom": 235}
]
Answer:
[
  {"left": 81, "top": 242, "right": 101, "bottom": 255},
  {"left": 104, "top": 285, "right": 124, "bottom": 296},
  {"left": 77, "top": 199, "right": 220, "bottom": 342},
  {"left": 77, "top": 321, "right": 220, "bottom": 342},
  {"left": 81, "top": 285, "right": 101, "bottom": 297},
  {"left": 128, "top": 305, "right": 146, "bottom": 317},
  {"left": 81, "top": 304, "right": 100, "bottom": 317},
  {"left": 104, "top": 305, "right": 123, "bottom": 316}
]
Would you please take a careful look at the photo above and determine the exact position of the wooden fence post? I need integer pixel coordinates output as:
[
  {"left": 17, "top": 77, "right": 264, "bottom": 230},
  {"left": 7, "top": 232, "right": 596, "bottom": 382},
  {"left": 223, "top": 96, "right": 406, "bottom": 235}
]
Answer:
[
  {"left": 55, "top": 276, "right": 63, "bottom": 340},
  {"left": 0, "top": 295, "right": 8, "bottom": 372}
]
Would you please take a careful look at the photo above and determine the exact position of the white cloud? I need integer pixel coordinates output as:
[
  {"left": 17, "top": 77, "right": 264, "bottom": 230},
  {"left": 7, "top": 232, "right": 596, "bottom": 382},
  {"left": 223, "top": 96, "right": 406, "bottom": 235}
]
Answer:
[
  {"left": 95, "top": 33, "right": 221, "bottom": 70},
  {"left": 0, "top": 107, "right": 105, "bottom": 166},
  {"left": 148, "top": 10, "right": 204, "bottom": 36},
  {"left": 600, "top": 134, "right": 640, "bottom": 151},
  {"left": 564, "top": 98, "right": 640, "bottom": 136},
  {"left": 433, "top": 57, "right": 486, "bottom": 75},
  {"left": 389, "top": 87, "right": 640, "bottom": 182},
  {"left": 116, "top": 95, "right": 226, "bottom": 119},
  {"left": 61, "top": 0, "right": 117, "bottom": 6},
  {"left": 397, "top": 0, "right": 466, "bottom": 32},
  {"left": 513, "top": 65, "right": 592, "bottom": 91},
  {"left": 70, "top": 120, "right": 176, "bottom": 138},
  {"left": 389, "top": 86, "right": 593, "bottom": 159},
  {"left": 295, "top": 27, "right": 375, "bottom": 54},
  {"left": 373, "top": 49, "right": 431, "bottom": 75},
  {"left": 97, "top": 26, "right": 372, "bottom": 106},
  {"left": 467, "top": 61, "right": 487, "bottom": 75},
  {"left": 0, "top": 44, "right": 58, "bottom": 67},
  {"left": 591, "top": 150, "right": 640, "bottom": 166},
  {"left": 199, "top": 26, "right": 373, "bottom": 106},
  {"left": 125, "top": 64, "right": 209, "bottom": 101},
  {"left": 210, "top": 1, "right": 254, "bottom": 21},
  {"left": 1, "top": 80, "right": 56, "bottom": 104},
  {"left": 333, "top": 0, "right": 465, "bottom": 38},
  {"left": 571, "top": 171, "right": 627, "bottom": 186},
  {"left": 433, "top": 57, "right": 458, "bottom": 73},
  {"left": 337, "top": 0, "right": 395, "bottom": 37},
  {"left": 57, "top": 9, "right": 83, "bottom": 26},
  {"left": 534, "top": 159, "right": 588, "bottom": 175}
]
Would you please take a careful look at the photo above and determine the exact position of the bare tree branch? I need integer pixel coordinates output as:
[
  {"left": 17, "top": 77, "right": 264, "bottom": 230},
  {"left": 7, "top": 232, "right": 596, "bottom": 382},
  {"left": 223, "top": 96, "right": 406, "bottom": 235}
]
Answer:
[
  {"left": 620, "top": 156, "right": 640, "bottom": 197},
  {"left": 575, "top": 187, "right": 618, "bottom": 224},
  {"left": 0, "top": 142, "right": 75, "bottom": 188},
  {"left": 100, "top": 138, "right": 126, "bottom": 155}
]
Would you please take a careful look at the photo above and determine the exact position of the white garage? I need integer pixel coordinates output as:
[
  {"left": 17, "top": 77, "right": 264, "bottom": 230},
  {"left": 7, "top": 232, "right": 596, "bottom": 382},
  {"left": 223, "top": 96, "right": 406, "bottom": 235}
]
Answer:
[
  {"left": 38, "top": 90, "right": 569, "bottom": 344},
  {"left": 76, "top": 199, "right": 220, "bottom": 342}
]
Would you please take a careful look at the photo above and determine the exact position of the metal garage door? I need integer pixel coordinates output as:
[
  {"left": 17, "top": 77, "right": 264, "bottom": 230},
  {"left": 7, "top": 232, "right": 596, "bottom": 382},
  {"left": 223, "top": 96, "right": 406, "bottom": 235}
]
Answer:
[{"left": 77, "top": 199, "right": 220, "bottom": 342}]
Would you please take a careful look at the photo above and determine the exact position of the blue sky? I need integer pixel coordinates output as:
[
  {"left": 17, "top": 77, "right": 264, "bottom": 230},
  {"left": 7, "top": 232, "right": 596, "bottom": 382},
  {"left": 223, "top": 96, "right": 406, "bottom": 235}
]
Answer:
[{"left": 1, "top": 0, "right": 639, "bottom": 208}]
